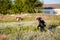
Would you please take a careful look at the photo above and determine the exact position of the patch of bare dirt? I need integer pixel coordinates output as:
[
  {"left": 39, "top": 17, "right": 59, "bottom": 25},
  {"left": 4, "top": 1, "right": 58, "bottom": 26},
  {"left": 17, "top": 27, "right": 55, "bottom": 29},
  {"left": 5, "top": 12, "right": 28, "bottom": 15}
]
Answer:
[{"left": 0, "top": 34, "right": 7, "bottom": 40}]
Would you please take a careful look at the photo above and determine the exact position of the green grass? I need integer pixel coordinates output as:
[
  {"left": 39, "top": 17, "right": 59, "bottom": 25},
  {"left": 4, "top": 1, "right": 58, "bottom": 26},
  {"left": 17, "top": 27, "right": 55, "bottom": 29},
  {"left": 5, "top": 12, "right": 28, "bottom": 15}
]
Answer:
[
  {"left": 0, "top": 26, "right": 60, "bottom": 40},
  {"left": 0, "top": 13, "right": 60, "bottom": 40}
]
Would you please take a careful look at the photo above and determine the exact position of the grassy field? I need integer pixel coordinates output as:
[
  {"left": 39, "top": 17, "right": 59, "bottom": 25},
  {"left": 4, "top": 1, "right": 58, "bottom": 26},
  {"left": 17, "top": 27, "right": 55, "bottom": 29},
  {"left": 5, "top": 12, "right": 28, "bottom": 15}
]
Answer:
[{"left": 0, "top": 13, "right": 60, "bottom": 40}]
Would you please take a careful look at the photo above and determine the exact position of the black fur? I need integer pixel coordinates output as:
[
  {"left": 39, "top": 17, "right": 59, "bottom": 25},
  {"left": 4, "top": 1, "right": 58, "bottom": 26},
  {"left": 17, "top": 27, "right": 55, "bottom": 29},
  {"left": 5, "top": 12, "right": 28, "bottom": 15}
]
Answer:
[{"left": 36, "top": 17, "right": 46, "bottom": 31}]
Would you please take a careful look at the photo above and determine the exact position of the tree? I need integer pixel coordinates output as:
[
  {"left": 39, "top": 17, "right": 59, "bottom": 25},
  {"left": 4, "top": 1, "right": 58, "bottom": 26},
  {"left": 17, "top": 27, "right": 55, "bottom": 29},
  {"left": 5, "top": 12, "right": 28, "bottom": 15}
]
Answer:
[
  {"left": 14, "top": 0, "right": 43, "bottom": 13},
  {"left": 0, "top": 0, "right": 43, "bottom": 14},
  {"left": 0, "top": 0, "right": 12, "bottom": 14}
]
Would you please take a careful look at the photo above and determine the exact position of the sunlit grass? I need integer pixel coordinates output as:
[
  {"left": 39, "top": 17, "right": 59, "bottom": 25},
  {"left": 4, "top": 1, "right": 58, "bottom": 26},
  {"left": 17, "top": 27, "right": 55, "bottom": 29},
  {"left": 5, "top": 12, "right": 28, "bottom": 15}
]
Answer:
[
  {"left": 0, "top": 13, "right": 60, "bottom": 40},
  {"left": 0, "top": 26, "right": 60, "bottom": 40}
]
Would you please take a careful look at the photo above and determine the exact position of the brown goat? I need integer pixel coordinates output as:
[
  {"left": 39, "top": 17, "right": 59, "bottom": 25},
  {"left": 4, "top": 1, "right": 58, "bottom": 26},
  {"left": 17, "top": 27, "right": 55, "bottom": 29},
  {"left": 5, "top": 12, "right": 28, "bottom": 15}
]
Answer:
[{"left": 16, "top": 17, "right": 23, "bottom": 21}]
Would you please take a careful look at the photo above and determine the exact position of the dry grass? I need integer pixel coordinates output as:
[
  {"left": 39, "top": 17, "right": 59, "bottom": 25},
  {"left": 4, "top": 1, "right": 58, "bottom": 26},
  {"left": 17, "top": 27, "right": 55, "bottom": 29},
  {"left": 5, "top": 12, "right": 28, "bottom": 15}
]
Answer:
[
  {"left": 0, "top": 26, "right": 60, "bottom": 40},
  {"left": 0, "top": 13, "right": 60, "bottom": 40}
]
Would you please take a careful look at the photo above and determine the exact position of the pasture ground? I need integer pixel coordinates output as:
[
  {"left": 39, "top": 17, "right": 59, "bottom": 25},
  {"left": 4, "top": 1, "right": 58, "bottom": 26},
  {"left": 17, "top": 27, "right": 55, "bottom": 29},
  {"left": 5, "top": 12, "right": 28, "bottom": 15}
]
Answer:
[{"left": 0, "top": 13, "right": 60, "bottom": 40}]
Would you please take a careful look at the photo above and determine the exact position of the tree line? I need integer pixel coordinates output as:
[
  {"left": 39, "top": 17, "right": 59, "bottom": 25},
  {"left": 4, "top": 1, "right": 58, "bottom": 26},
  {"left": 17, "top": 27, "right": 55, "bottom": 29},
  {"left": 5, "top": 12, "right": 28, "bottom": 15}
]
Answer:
[{"left": 0, "top": 0, "right": 43, "bottom": 14}]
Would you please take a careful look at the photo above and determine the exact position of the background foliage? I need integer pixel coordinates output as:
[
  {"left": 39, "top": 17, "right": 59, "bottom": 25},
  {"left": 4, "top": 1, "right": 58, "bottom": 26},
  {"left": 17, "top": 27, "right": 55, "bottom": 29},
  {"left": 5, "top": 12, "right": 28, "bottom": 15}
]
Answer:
[
  {"left": 0, "top": 0, "right": 12, "bottom": 14},
  {"left": 0, "top": 0, "right": 43, "bottom": 14}
]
